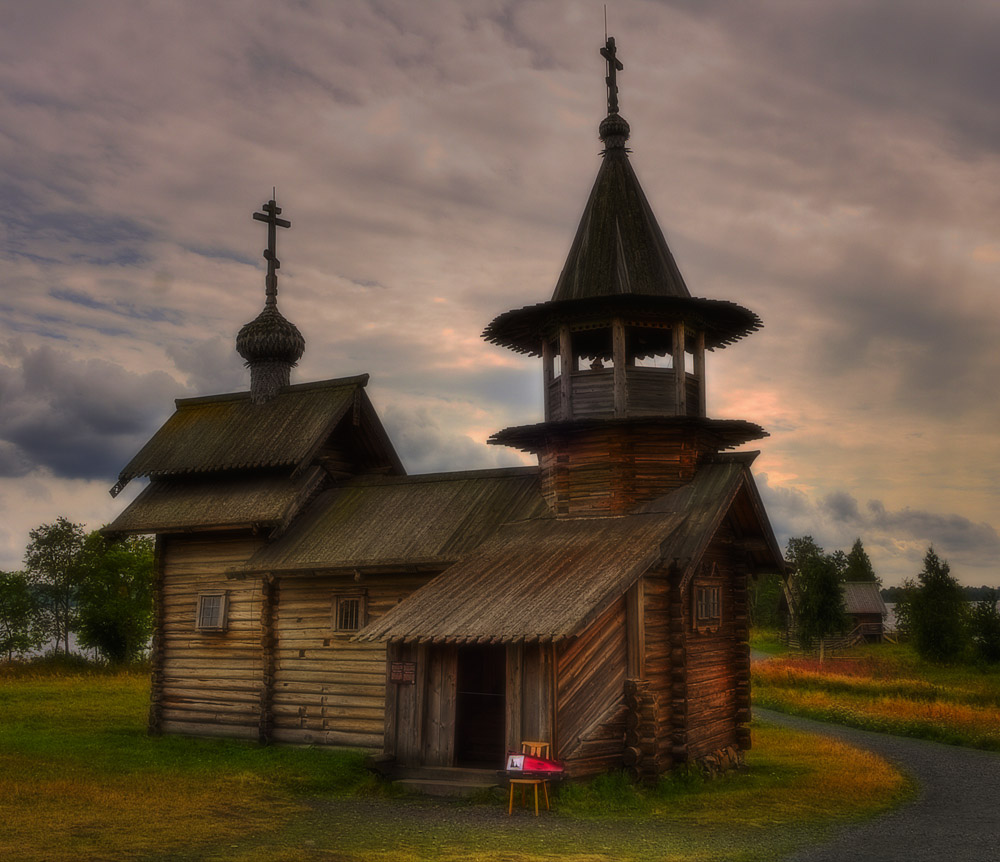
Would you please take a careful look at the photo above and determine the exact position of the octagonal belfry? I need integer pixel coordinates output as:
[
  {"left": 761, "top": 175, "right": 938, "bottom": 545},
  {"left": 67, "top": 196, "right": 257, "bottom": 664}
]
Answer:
[{"left": 484, "top": 37, "right": 766, "bottom": 517}]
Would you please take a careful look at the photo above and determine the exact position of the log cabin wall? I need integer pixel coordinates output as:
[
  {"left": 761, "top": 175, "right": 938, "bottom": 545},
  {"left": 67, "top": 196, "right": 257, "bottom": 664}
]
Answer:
[
  {"left": 538, "top": 426, "right": 715, "bottom": 517},
  {"left": 682, "top": 523, "right": 743, "bottom": 761},
  {"left": 641, "top": 567, "right": 676, "bottom": 772},
  {"left": 271, "top": 572, "right": 434, "bottom": 749},
  {"left": 555, "top": 598, "right": 628, "bottom": 777},
  {"left": 157, "top": 531, "right": 268, "bottom": 739}
]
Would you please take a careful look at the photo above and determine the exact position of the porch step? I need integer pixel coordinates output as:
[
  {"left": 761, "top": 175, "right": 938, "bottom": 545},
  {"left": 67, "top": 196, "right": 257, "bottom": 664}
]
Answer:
[
  {"left": 395, "top": 777, "right": 499, "bottom": 797},
  {"left": 392, "top": 766, "right": 500, "bottom": 797}
]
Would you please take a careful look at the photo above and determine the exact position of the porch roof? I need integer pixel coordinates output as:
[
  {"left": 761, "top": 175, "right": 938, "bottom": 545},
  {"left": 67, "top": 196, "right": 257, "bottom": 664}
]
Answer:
[{"left": 357, "top": 455, "right": 777, "bottom": 645}]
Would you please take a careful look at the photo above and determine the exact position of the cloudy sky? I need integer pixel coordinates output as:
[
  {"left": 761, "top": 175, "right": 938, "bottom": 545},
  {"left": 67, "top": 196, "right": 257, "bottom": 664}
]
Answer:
[{"left": 2, "top": 0, "right": 999, "bottom": 586}]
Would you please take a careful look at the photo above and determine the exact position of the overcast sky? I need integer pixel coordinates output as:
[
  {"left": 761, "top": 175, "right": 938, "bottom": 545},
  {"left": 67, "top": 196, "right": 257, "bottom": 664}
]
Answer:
[{"left": 1, "top": 0, "right": 999, "bottom": 587}]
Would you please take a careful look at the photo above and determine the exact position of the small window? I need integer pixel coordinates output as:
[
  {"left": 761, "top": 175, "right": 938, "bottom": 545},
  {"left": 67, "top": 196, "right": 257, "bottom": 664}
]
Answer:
[
  {"left": 696, "top": 586, "right": 721, "bottom": 623},
  {"left": 196, "top": 591, "right": 228, "bottom": 632},
  {"left": 333, "top": 594, "right": 366, "bottom": 633}
]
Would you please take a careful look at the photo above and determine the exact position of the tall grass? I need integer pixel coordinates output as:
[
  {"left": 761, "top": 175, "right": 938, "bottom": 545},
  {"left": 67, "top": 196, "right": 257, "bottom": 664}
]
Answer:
[{"left": 754, "top": 644, "right": 1000, "bottom": 749}]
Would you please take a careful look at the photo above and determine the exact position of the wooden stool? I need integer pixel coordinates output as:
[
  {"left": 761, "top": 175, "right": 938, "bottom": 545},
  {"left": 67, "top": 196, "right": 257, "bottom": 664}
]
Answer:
[{"left": 507, "top": 741, "right": 551, "bottom": 816}]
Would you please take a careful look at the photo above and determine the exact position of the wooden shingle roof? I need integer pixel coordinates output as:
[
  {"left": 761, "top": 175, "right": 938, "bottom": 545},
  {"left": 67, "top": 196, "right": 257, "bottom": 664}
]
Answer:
[
  {"left": 112, "top": 375, "right": 402, "bottom": 491},
  {"left": 231, "top": 467, "right": 548, "bottom": 575},
  {"left": 105, "top": 467, "right": 327, "bottom": 535},
  {"left": 355, "top": 510, "right": 681, "bottom": 644},
  {"left": 358, "top": 454, "right": 782, "bottom": 645},
  {"left": 842, "top": 582, "right": 887, "bottom": 616}
]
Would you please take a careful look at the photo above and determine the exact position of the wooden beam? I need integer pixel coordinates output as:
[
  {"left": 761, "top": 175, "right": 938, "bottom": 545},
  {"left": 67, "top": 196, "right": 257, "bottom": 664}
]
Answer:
[
  {"left": 672, "top": 321, "right": 686, "bottom": 415},
  {"left": 542, "top": 338, "right": 554, "bottom": 421},
  {"left": 612, "top": 317, "right": 627, "bottom": 418},
  {"left": 559, "top": 324, "right": 573, "bottom": 420},
  {"left": 505, "top": 642, "right": 524, "bottom": 752},
  {"left": 626, "top": 580, "right": 646, "bottom": 679},
  {"left": 694, "top": 330, "right": 706, "bottom": 417}
]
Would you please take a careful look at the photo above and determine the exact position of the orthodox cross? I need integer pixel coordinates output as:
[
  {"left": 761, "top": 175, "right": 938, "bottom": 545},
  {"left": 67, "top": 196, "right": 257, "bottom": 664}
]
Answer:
[
  {"left": 600, "top": 36, "right": 624, "bottom": 115},
  {"left": 253, "top": 194, "right": 291, "bottom": 303}
]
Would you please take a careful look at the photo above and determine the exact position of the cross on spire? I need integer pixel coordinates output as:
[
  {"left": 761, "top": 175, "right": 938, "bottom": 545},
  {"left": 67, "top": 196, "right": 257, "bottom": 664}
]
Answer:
[
  {"left": 600, "top": 36, "right": 624, "bottom": 115},
  {"left": 252, "top": 194, "right": 291, "bottom": 304}
]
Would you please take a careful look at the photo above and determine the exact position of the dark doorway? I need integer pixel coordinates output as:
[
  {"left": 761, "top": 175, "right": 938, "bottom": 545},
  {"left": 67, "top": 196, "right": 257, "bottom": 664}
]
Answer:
[{"left": 455, "top": 645, "right": 506, "bottom": 767}]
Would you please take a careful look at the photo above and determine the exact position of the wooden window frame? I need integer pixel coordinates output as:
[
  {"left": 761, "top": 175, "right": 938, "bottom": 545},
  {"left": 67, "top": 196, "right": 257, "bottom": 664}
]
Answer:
[
  {"left": 693, "top": 584, "right": 722, "bottom": 635},
  {"left": 332, "top": 592, "right": 367, "bottom": 634},
  {"left": 196, "top": 591, "right": 228, "bottom": 633}
]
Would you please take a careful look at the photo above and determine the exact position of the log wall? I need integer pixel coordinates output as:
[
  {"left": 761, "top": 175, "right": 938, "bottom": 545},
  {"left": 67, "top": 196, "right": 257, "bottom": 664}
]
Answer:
[
  {"left": 158, "top": 532, "right": 267, "bottom": 739},
  {"left": 539, "top": 426, "right": 716, "bottom": 517},
  {"left": 682, "top": 524, "right": 742, "bottom": 761},
  {"left": 555, "top": 598, "right": 627, "bottom": 775},
  {"left": 271, "top": 573, "right": 433, "bottom": 748}
]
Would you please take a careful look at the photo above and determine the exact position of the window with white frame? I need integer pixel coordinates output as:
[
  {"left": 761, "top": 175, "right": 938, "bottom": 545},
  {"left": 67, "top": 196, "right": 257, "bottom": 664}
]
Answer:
[{"left": 196, "top": 591, "right": 228, "bottom": 632}]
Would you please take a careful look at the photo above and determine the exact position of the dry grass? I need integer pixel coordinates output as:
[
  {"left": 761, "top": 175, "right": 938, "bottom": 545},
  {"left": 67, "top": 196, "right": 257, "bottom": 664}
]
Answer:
[{"left": 754, "top": 647, "right": 1000, "bottom": 749}]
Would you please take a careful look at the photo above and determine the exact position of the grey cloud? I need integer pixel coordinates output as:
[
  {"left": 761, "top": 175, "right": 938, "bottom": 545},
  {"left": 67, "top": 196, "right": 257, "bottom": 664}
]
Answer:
[
  {"left": 381, "top": 404, "right": 523, "bottom": 474},
  {"left": 0, "top": 343, "right": 179, "bottom": 480}
]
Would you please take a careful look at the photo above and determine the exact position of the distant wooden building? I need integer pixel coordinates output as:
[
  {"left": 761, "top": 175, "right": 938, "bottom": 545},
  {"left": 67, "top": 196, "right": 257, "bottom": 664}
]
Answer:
[
  {"left": 109, "top": 39, "right": 783, "bottom": 782},
  {"left": 781, "top": 581, "right": 888, "bottom": 647},
  {"left": 842, "top": 582, "right": 888, "bottom": 642}
]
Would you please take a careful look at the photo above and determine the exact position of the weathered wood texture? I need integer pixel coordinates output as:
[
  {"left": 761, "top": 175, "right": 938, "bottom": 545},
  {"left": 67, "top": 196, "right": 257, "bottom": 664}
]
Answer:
[
  {"left": 158, "top": 532, "right": 268, "bottom": 737},
  {"left": 148, "top": 535, "right": 166, "bottom": 734},
  {"left": 555, "top": 598, "right": 627, "bottom": 774},
  {"left": 271, "top": 572, "right": 432, "bottom": 748},
  {"left": 545, "top": 368, "right": 700, "bottom": 421},
  {"left": 641, "top": 568, "right": 677, "bottom": 770},
  {"left": 520, "top": 642, "right": 556, "bottom": 748},
  {"left": 422, "top": 645, "right": 458, "bottom": 766},
  {"left": 682, "top": 523, "right": 743, "bottom": 761},
  {"left": 539, "top": 425, "right": 716, "bottom": 516}
]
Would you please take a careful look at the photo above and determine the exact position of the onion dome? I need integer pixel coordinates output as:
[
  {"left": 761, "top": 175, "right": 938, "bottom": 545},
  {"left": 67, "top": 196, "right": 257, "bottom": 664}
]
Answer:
[{"left": 236, "top": 301, "right": 305, "bottom": 367}]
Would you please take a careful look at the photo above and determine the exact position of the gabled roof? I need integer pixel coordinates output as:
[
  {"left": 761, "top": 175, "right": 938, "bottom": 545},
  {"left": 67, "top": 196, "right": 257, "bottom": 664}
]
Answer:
[
  {"left": 104, "top": 466, "right": 327, "bottom": 536},
  {"left": 112, "top": 375, "right": 402, "bottom": 493},
  {"left": 843, "top": 581, "right": 887, "bottom": 616},
  {"left": 230, "top": 467, "right": 548, "bottom": 575},
  {"left": 552, "top": 147, "right": 689, "bottom": 302},
  {"left": 358, "top": 453, "right": 783, "bottom": 645}
]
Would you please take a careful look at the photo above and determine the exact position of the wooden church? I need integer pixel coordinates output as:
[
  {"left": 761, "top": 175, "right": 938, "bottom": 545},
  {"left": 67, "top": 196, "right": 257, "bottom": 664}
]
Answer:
[{"left": 109, "top": 38, "right": 783, "bottom": 783}]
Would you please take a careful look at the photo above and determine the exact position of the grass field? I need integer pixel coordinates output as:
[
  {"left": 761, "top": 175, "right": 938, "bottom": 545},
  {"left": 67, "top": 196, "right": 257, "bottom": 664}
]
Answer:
[
  {"left": 753, "top": 641, "right": 1000, "bottom": 750},
  {"left": 0, "top": 661, "right": 910, "bottom": 862}
]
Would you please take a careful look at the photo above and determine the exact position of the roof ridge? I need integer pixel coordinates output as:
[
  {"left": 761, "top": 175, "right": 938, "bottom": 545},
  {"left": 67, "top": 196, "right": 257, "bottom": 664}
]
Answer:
[
  {"left": 175, "top": 373, "right": 370, "bottom": 408},
  {"left": 344, "top": 465, "right": 539, "bottom": 487}
]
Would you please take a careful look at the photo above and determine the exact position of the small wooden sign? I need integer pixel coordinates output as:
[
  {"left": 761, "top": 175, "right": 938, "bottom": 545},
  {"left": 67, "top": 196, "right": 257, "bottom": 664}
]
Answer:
[{"left": 390, "top": 661, "right": 416, "bottom": 685}]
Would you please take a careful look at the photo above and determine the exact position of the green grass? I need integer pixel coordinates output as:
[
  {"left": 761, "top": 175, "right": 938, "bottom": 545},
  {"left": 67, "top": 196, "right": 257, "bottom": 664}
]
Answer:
[
  {"left": 749, "top": 628, "right": 789, "bottom": 657},
  {"left": 0, "top": 662, "right": 911, "bottom": 861},
  {"left": 754, "top": 641, "right": 1000, "bottom": 749}
]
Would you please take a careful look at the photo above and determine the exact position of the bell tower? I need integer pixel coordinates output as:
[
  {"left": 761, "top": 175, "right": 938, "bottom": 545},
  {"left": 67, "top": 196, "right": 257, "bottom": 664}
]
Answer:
[{"left": 484, "top": 37, "right": 766, "bottom": 516}]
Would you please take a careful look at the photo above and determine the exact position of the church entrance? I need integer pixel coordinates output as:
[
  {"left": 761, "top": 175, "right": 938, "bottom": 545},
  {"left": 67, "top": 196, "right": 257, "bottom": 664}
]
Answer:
[{"left": 454, "top": 645, "right": 506, "bottom": 767}]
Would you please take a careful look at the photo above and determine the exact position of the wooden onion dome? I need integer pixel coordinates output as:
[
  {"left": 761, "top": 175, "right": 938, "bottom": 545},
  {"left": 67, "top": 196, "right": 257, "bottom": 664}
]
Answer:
[
  {"left": 237, "top": 196, "right": 305, "bottom": 404},
  {"left": 484, "top": 37, "right": 766, "bottom": 516}
]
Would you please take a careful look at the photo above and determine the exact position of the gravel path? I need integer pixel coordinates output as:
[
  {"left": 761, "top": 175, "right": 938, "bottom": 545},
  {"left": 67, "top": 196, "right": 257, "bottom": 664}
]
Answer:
[{"left": 757, "top": 708, "right": 1000, "bottom": 862}]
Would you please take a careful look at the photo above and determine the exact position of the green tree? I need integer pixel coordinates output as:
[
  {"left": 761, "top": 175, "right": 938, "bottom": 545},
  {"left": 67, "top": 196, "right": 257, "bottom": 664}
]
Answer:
[
  {"left": 891, "top": 578, "right": 917, "bottom": 638},
  {"left": 844, "top": 538, "right": 879, "bottom": 585},
  {"left": 787, "top": 537, "right": 847, "bottom": 658},
  {"left": 748, "top": 571, "right": 785, "bottom": 629},
  {"left": 910, "top": 547, "right": 967, "bottom": 662},
  {"left": 76, "top": 532, "right": 154, "bottom": 663},
  {"left": 968, "top": 588, "right": 1000, "bottom": 664},
  {"left": 0, "top": 570, "right": 47, "bottom": 660},
  {"left": 24, "top": 517, "right": 87, "bottom": 654}
]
